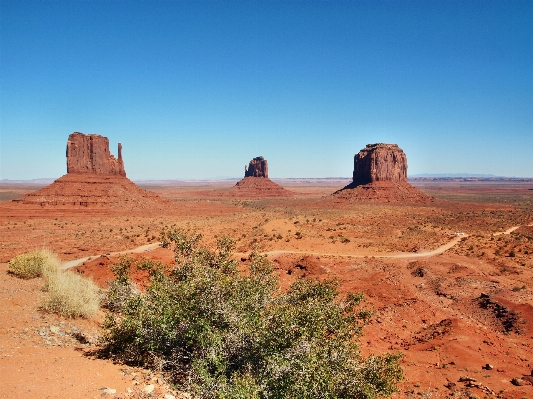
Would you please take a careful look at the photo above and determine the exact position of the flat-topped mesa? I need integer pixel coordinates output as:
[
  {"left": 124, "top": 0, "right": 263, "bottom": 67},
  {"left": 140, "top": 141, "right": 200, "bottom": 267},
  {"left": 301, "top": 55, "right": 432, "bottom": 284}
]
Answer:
[
  {"left": 244, "top": 156, "right": 268, "bottom": 178},
  {"left": 352, "top": 143, "right": 407, "bottom": 186},
  {"left": 66, "top": 132, "right": 126, "bottom": 177},
  {"left": 333, "top": 143, "right": 431, "bottom": 202}
]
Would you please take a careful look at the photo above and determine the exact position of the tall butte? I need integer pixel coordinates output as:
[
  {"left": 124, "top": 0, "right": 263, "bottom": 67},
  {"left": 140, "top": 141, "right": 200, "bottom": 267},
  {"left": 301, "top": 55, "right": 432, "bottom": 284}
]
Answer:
[
  {"left": 66, "top": 132, "right": 126, "bottom": 176},
  {"left": 333, "top": 143, "right": 431, "bottom": 202},
  {"left": 229, "top": 156, "right": 292, "bottom": 197},
  {"left": 16, "top": 132, "right": 166, "bottom": 209}
]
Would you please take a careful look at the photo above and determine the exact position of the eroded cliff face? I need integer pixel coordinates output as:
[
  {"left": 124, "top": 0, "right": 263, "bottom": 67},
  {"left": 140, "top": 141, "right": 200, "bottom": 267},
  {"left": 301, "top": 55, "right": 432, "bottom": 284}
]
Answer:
[
  {"left": 353, "top": 143, "right": 407, "bottom": 186},
  {"left": 244, "top": 156, "right": 268, "bottom": 178},
  {"left": 66, "top": 132, "right": 125, "bottom": 176}
]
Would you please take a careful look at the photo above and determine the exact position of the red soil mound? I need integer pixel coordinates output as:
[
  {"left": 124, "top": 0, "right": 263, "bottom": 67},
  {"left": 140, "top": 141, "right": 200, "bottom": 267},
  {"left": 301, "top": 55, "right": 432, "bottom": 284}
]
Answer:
[
  {"left": 14, "top": 173, "right": 169, "bottom": 210},
  {"left": 225, "top": 177, "right": 293, "bottom": 198},
  {"left": 333, "top": 180, "right": 433, "bottom": 203}
]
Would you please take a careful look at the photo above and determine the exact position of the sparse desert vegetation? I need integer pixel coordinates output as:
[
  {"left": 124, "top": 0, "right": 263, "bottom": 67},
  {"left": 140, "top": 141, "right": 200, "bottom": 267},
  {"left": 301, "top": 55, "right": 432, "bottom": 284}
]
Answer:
[{"left": 1, "top": 179, "right": 533, "bottom": 398}]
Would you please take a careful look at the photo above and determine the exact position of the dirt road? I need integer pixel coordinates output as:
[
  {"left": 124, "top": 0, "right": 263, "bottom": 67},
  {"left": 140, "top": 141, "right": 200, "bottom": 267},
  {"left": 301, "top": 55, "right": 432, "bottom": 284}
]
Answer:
[
  {"left": 61, "top": 242, "right": 161, "bottom": 269},
  {"left": 63, "top": 222, "right": 533, "bottom": 268}
]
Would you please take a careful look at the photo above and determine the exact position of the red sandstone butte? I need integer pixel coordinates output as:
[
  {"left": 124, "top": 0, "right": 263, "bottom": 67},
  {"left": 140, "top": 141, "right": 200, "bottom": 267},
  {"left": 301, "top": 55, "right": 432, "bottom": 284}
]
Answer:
[
  {"left": 15, "top": 132, "right": 167, "bottom": 209},
  {"left": 352, "top": 143, "right": 407, "bottom": 185},
  {"left": 66, "top": 132, "right": 125, "bottom": 176},
  {"left": 221, "top": 156, "right": 292, "bottom": 197},
  {"left": 334, "top": 143, "right": 431, "bottom": 202},
  {"left": 244, "top": 156, "right": 268, "bottom": 178}
]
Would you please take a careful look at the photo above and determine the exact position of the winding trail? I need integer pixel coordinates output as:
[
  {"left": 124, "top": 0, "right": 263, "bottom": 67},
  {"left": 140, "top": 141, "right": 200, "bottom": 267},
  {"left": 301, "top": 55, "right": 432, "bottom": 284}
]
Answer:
[
  {"left": 235, "top": 235, "right": 466, "bottom": 260},
  {"left": 61, "top": 242, "right": 161, "bottom": 270},
  {"left": 494, "top": 225, "right": 523, "bottom": 236},
  {"left": 62, "top": 222, "right": 533, "bottom": 269}
]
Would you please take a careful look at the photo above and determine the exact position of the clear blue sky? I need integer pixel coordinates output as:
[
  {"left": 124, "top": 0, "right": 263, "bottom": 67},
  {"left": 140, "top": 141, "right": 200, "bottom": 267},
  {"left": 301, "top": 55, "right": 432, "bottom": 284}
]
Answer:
[{"left": 1, "top": 0, "right": 532, "bottom": 179}]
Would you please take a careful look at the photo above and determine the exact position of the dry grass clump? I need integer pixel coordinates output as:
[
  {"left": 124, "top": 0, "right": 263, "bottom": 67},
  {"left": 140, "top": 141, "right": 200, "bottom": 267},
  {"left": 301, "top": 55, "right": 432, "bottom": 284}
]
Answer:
[
  {"left": 8, "top": 248, "right": 100, "bottom": 318},
  {"left": 41, "top": 269, "right": 101, "bottom": 318},
  {"left": 8, "top": 248, "right": 60, "bottom": 279}
]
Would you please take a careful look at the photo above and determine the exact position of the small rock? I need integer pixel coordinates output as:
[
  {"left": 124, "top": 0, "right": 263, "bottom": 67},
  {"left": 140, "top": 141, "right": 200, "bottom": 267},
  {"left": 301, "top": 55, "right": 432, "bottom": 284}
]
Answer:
[
  {"left": 458, "top": 376, "right": 476, "bottom": 382},
  {"left": 482, "top": 364, "right": 494, "bottom": 370},
  {"left": 100, "top": 388, "right": 116, "bottom": 396},
  {"left": 511, "top": 377, "right": 526, "bottom": 386},
  {"left": 143, "top": 384, "right": 155, "bottom": 394},
  {"left": 523, "top": 376, "right": 533, "bottom": 384}
]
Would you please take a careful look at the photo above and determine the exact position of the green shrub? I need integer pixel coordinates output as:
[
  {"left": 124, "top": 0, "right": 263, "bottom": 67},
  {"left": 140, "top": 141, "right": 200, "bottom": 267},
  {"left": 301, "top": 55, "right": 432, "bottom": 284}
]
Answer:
[
  {"left": 339, "top": 235, "right": 351, "bottom": 243},
  {"left": 41, "top": 268, "right": 101, "bottom": 318},
  {"left": 103, "top": 228, "right": 402, "bottom": 398},
  {"left": 512, "top": 285, "right": 526, "bottom": 292},
  {"left": 8, "top": 249, "right": 60, "bottom": 279}
]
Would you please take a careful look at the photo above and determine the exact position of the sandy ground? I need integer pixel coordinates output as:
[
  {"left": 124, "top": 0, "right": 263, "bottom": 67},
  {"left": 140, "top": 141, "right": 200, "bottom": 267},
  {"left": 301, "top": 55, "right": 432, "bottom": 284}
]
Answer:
[{"left": 1, "top": 179, "right": 532, "bottom": 398}]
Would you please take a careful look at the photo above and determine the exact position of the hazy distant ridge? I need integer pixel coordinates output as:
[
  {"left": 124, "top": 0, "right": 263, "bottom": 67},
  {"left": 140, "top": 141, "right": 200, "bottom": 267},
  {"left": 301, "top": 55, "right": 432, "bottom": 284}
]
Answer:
[{"left": 409, "top": 173, "right": 497, "bottom": 178}]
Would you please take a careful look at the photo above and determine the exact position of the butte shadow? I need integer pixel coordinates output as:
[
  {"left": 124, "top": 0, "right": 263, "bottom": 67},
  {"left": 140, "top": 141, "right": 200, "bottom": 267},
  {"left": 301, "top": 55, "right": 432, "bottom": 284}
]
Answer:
[
  {"left": 332, "top": 143, "right": 432, "bottom": 203},
  {"left": 14, "top": 132, "right": 169, "bottom": 210}
]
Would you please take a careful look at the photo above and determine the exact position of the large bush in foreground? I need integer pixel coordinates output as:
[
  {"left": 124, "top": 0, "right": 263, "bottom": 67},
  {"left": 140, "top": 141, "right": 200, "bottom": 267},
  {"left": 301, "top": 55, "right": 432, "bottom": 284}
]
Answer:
[{"left": 103, "top": 229, "right": 402, "bottom": 398}]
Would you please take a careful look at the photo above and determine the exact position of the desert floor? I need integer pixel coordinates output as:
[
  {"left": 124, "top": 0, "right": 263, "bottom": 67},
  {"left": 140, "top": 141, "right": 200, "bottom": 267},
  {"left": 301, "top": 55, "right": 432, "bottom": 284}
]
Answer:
[{"left": 1, "top": 179, "right": 532, "bottom": 398}]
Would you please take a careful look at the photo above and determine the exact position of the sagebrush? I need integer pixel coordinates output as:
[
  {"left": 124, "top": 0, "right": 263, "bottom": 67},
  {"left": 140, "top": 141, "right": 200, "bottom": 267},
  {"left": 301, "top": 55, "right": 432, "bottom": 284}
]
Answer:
[
  {"left": 8, "top": 248, "right": 60, "bottom": 279},
  {"left": 103, "top": 228, "right": 402, "bottom": 398}
]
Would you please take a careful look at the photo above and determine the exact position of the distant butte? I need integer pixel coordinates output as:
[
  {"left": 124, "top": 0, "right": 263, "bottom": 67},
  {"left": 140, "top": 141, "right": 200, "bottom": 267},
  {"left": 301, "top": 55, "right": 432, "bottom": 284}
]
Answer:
[
  {"left": 244, "top": 156, "right": 268, "bottom": 178},
  {"left": 15, "top": 132, "right": 167, "bottom": 209},
  {"left": 334, "top": 143, "right": 432, "bottom": 202},
  {"left": 226, "top": 156, "right": 292, "bottom": 197}
]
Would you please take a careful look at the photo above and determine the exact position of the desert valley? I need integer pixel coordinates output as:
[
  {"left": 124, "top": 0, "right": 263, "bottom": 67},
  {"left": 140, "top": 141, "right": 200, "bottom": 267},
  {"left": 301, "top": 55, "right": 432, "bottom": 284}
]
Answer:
[{"left": 1, "top": 133, "right": 532, "bottom": 399}]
